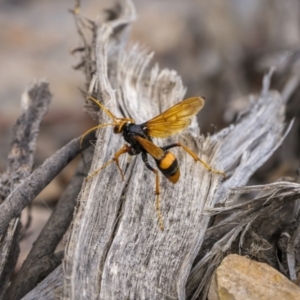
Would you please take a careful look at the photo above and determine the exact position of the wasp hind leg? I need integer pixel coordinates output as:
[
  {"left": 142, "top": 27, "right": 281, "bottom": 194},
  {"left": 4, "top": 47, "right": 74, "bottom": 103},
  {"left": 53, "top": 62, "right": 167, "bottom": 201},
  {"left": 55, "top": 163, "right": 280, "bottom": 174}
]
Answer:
[
  {"left": 141, "top": 152, "right": 164, "bottom": 231},
  {"left": 86, "top": 144, "right": 130, "bottom": 181},
  {"left": 162, "top": 143, "right": 226, "bottom": 177}
]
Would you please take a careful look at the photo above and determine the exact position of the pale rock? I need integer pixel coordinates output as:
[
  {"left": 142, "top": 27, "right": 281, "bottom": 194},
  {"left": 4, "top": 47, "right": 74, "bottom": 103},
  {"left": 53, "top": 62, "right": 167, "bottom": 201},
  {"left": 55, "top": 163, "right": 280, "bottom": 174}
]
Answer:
[{"left": 208, "top": 254, "right": 300, "bottom": 300}]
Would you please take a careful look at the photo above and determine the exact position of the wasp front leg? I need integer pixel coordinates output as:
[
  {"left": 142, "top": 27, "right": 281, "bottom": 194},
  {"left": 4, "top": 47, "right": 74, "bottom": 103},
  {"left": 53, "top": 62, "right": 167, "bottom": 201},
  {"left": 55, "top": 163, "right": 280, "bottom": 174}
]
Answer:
[
  {"left": 141, "top": 152, "right": 164, "bottom": 231},
  {"left": 86, "top": 144, "right": 130, "bottom": 181},
  {"left": 162, "top": 143, "right": 226, "bottom": 177}
]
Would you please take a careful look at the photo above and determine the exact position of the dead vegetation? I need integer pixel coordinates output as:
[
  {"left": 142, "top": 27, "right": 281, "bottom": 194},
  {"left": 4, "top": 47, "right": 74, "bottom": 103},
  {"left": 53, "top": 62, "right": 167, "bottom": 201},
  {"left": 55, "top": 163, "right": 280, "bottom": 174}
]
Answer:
[{"left": 0, "top": 0, "right": 300, "bottom": 299}]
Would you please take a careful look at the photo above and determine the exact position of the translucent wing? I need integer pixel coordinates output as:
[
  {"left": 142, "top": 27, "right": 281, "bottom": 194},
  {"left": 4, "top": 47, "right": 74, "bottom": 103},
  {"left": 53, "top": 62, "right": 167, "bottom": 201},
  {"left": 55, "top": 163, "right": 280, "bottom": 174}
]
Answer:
[
  {"left": 143, "top": 97, "right": 205, "bottom": 138},
  {"left": 134, "top": 136, "right": 165, "bottom": 160}
]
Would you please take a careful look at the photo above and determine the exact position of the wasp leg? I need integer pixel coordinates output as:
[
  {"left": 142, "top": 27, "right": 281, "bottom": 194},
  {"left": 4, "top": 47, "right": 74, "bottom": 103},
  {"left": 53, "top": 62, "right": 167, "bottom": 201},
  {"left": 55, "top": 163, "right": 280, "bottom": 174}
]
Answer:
[
  {"left": 86, "top": 145, "right": 130, "bottom": 181},
  {"left": 162, "top": 143, "right": 226, "bottom": 177},
  {"left": 141, "top": 152, "right": 164, "bottom": 231}
]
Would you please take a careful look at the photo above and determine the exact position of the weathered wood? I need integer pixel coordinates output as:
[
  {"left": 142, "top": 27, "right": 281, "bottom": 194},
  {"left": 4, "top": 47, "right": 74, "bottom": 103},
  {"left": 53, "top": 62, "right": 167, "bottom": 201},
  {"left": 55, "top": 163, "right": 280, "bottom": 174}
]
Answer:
[
  {"left": 0, "top": 132, "right": 95, "bottom": 238},
  {"left": 60, "top": 1, "right": 287, "bottom": 300},
  {"left": 185, "top": 76, "right": 290, "bottom": 298},
  {"left": 0, "top": 82, "right": 52, "bottom": 299},
  {"left": 5, "top": 148, "right": 93, "bottom": 300},
  {"left": 187, "top": 180, "right": 300, "bottom": 299},
  {"left": 21, "top": 265, "right": 64, "bottom": 300},
  {"left": 1, "top": 1, "right": 294, "bottom": 299},
  {"left": 0, "top": 89, "right": 94, "bottom": 299}
]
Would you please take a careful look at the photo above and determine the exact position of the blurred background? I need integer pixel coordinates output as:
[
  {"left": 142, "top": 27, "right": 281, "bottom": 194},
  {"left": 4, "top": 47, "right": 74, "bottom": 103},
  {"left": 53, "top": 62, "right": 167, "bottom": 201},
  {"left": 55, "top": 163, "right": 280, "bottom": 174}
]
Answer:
[{"left": 0, "top": 0, "right": 300, "bottom": 271}]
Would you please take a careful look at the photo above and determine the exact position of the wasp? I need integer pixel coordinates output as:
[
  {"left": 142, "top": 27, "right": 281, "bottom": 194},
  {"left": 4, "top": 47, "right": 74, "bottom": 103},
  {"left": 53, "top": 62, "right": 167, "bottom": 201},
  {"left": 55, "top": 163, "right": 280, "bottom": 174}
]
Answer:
[{"left": 81, "top": 96, "right": 225, "bottom": 230}]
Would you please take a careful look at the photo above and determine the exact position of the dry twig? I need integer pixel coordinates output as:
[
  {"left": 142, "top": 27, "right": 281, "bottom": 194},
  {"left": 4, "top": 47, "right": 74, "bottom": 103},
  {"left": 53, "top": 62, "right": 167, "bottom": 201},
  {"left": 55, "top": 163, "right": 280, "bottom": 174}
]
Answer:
[
  {"left": 0, "top": 82, "right": 52, "bottom": 298},
  {"left": 4, "top": 148, "right": 93, "bottom": 300}
]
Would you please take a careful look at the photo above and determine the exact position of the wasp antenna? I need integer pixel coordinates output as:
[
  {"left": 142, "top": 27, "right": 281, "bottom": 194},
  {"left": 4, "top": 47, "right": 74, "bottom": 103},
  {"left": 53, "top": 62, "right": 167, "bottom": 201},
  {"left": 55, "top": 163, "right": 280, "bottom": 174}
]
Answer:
[
  {"left": 80, "top": 123, "right": 115, "bottom": 148},
  {"left": 87, "top": 96, "right": 117, "bottom": 121}
]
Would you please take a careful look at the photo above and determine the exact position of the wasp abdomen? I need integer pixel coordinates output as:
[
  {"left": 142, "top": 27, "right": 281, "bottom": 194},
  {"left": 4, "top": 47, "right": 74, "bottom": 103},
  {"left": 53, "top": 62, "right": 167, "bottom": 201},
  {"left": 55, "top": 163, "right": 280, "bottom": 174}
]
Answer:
[{"left": 156, "top": 151, "right": 180, "bottom": 183}]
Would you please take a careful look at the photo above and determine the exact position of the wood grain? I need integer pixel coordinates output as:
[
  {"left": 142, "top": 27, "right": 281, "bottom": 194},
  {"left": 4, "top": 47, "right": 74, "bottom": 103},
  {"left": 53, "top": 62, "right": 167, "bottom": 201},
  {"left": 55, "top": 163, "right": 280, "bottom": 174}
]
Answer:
[
  {"left": 61, "top": 2, "right": 286, "bottom": 300},
  {"left": 2, "top": 1, "right": 290, "bottom": 300}
]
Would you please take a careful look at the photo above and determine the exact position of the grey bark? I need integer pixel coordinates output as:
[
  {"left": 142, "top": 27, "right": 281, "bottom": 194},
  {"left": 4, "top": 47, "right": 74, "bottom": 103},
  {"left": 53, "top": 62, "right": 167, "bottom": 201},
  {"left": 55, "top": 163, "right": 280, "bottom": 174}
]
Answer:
[
  {"left": 60, "top": 1, "right": 288, "bottom": 300},
  {"left": 5, "top": 148, "right": 93, "bottom": 300},
  {"left": 0, "top": 82, "right": 52, "bottom": 298},
  {"left": 21, "top": 265, "right": 64, "bottom": 300}
]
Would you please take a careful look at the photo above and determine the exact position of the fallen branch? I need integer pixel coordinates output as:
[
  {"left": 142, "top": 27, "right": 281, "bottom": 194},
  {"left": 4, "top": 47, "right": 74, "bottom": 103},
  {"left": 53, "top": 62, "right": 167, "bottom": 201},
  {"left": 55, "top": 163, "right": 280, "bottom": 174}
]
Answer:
[
  {"left": 0, "top": 82, "right": 52, "bottom": 297},
  {"left": 4, "top": 148, "right": 93, "bottom": 300},
  {"left": 60, "top": 2, "right": 287, "bottom": 300},
  {"left": 0, "top": 132, "right": 95, "bottom": 237}
]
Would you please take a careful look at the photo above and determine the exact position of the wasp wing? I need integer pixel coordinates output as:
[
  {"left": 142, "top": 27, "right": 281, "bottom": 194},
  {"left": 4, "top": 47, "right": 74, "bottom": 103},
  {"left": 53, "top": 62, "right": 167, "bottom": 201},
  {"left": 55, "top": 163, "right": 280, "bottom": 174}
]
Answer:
[
  {"left": 143, "top": 97, "right": 205, "bottom": 138},
  {"left": 134, "top": 136, "right": 165, "bottom": 160}
]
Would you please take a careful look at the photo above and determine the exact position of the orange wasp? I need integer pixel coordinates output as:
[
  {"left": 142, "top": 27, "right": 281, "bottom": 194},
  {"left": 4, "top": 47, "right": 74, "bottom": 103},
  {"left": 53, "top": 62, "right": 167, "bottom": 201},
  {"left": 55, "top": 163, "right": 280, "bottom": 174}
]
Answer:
[{"left": 81, "top": 96, "right": 225, "bottom": 230}]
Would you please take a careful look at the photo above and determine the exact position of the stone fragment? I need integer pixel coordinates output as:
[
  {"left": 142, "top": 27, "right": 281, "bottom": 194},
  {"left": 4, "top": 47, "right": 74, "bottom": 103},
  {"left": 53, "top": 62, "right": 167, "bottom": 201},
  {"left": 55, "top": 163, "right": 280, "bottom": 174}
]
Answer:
[{"left": 208, "top": 254, "right": 300, "bottom": 300}]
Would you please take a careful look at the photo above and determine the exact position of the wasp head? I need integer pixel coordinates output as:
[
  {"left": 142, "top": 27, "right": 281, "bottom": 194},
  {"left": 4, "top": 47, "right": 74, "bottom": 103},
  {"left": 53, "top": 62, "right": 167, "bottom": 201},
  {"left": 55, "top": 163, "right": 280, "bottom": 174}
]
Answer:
[
  {"left": 113, "top": 122, "right": 126, "bottom": 134},
  {"left": 113, "top": 117, "right": 135, "bottom": 134}
]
